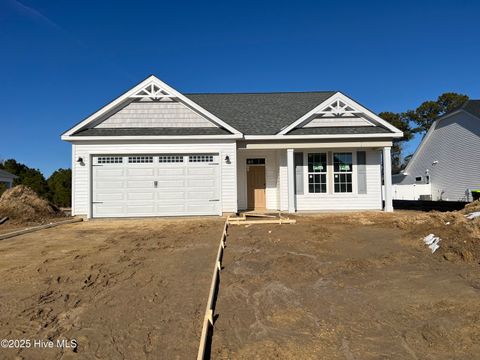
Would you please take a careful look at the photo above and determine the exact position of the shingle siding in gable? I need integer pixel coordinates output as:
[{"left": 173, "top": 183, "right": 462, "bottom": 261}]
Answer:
[
  {"left": 95, "top": 101, "right": 216, "bottom": 128},
  {"left": 395, "top": 111, "right": 480, "bottom": 201}
]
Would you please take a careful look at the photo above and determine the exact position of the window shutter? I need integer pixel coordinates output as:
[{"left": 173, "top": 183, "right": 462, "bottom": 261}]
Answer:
[
  {"left": 294, "top": 152, "right": 304, "bottom": 195},
  {"left": 357, "top": 151, "right": 367, "bottom": 194}
]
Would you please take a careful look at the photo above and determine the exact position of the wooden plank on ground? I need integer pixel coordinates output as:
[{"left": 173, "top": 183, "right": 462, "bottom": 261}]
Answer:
[{"left": 0, "top": 218, "right": 83, "bottom": 241}]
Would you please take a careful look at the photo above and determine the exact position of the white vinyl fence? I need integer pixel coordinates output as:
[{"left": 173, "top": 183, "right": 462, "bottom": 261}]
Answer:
[{"left": 392, "top": 184, "right": 432, "bottom": 200}]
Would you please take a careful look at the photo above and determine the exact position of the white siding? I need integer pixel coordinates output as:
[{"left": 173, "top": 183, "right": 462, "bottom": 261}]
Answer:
[
  {"left": 295, "top": 149, "right": 382, "bottom": 211},
  {"left": 71, "top": 140, "right": 237, "bottom": 217},
  {"left": 237, "top": 150, "right": 279, "bottom": 210},
  {"left": 395, "top": 111, "right": 480, "bottom": 201},
  {"left": 96, "top": 101, "right": 217, "bottom": 128}
]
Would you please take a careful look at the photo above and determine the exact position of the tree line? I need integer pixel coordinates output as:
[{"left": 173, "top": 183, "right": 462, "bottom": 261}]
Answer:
[
  {"left": 0, "top": 159, "right": 71, "bottom": 207},
  {"left": 379, "top": 92, "right": 469, "bottom": 173}
]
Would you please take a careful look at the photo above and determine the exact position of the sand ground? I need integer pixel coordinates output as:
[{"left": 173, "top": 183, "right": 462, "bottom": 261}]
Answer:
[
  {"left": 212, "top": 212, "right": 480, "bottom": 359},
  {"left": 0, "top": 218, "right": 224, "bottom": 360}
]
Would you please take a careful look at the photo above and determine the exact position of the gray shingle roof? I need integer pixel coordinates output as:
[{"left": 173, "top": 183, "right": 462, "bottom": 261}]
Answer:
[
  {"left": 462, "top": 100, "right": 480, "bottom": 119},
  {"left": 287, "top": 126, "right": 391, "bottom": 135},
  {"left": 185, "top": 92, "right": 336, "bottom": 135},
  {"left": 71, "top": 91, "right": 397, "bottom": 137},
  {"left": 0, "top": 169, "right": 18, "bottom": 179},
  {"left": 73, "top": 127, "right": 231, "bottom": 136}
]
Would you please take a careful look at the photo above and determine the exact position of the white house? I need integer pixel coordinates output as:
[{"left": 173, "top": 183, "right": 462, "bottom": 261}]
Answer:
[
  {"left": 0, "top": 169, "right": 17, "bottom": 189},
  {"left": 61, "top": 75, "right": 403, "bottom": 218},
  {"left": 393, "top": 100, "right": 480, "bottom": 201}
]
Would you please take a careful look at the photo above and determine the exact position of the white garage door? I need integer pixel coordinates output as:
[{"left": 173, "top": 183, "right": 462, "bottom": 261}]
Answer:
[{"left": 92, "top": 154, "right": 221, "bottom": 218}]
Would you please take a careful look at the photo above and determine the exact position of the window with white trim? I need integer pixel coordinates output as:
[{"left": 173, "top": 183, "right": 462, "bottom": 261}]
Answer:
[
  {"left": 97, "top": 156, "right": 123, "bottom": 164},
  {"left": 307, "top": 153, "right": 327, "bottom": 193},
  {"left": 128, "top": 156, "right": 153, "bottom": 163},
  {"left": 333, "top": 152, "right": 353, "bottom": 193},
  {"left": 189, "top": 155, "right": 214, "bottom": 163},
  {"left": 159, "top": 155, "right": 184, "bottom": 163}
]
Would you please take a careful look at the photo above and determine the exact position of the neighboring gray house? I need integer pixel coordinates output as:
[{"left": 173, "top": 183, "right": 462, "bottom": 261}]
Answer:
[
  {"left": 0, "top": 169, "right": 17, "bottom": 189},
  {"left": 393, "top": 100, "right": 480, "bottom": 201}
]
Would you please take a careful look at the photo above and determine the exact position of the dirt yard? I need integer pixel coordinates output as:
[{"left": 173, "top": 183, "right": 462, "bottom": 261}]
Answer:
[
  {"left": 213, "top": 212, "right": 480, "bottom": 359},
  {"left": 0, "top": 218, "right": 224, "bottom": 360}
]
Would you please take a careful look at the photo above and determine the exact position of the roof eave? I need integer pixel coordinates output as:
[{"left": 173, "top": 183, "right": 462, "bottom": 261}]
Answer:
[
  {"left": 61, "top": 134, "right": 243, "bottom": 141},
  {"left": 244, "top": 132, "right": 403, "bottom": 140}
]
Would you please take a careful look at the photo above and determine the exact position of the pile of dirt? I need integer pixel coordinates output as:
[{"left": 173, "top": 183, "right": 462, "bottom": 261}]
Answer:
[
  {"left": 463, "top": 199, "right": 480, "bottom": 213},
  {"left": 0, "top": 185, "right": 63, "bottom": 224},
  {"left": 315, "top": 209, "right": 480, "bottom": 264}
]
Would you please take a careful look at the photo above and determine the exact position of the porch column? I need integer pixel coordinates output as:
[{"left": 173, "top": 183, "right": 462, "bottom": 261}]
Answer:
[
  {"left": 287, "top": 148, "right": 295, "bottom": 213},
  {"left": 383, "top": 146, "right": 393, "bottom": 212}
]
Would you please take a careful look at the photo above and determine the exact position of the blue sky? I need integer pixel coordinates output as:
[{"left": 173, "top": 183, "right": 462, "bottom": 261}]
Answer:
[{"left": 0, "top": 0, "right": 479, "bottom": 176}]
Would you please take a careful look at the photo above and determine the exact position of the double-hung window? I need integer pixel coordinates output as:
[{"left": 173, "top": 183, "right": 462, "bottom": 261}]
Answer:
[
  {"left": 307, "top": 153, "right": 327, "bottom": 193},
  {"left": 333, "top": 152, "right": 353, "bottom": 193}
]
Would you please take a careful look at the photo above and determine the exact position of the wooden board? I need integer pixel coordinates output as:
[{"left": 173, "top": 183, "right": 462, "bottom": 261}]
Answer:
[{"left": 0, "top": 218, "right": 83, "bottom": 241}]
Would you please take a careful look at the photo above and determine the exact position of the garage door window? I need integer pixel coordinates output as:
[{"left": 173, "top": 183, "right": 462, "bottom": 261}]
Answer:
[
  {"left": 189, "top": 155, "right": 213, "bottom": 162},
  {"left": 97, "top": 156, "right": 123, "bottom": 164},
  {"left": 159, "top": 155, "right": 184, "bottom": 163},
  {"left": 128, "top": 156, "right": 153, "bottom": 163}
]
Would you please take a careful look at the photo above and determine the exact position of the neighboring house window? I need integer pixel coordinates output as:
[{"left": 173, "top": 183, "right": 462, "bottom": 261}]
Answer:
[
  {"left": 333, "top": 152, "right": 353, "bottom": 193},
  {"left": 415, "top": 176, "right": 422, "bottom": 183},
  {"left": 307, "top": 153, "right": 327, "bottom": 193}
]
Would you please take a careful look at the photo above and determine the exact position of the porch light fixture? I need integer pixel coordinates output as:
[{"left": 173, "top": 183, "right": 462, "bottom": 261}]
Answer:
[
  {"left": 225, "top": 155, "right": 231, "bottom": 164},
  {"left": 77, "top": 157, "right": 84, "bottom": 164}
]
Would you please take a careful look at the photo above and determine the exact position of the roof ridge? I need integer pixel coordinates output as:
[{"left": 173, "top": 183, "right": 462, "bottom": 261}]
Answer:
[{"left": 185, "top": 91, "right": 337, "bottom": 95}]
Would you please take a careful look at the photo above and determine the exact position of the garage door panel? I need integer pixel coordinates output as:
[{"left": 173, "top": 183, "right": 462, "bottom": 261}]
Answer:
[
  {"left": 187, "top": 167, "right": 217, "bottom": 176},
  {"left": 126, "top": 168, "right": 155, "bottom": 177},
  {"left": 126, "top": 204, "right": 156, "bottom": 214},
  {"left": 187, "top": 191, "right": 218, "bottom": 200},
  {"left": 94, "top": 205, "right": 125, "bottom": 217},
  {"left": 93, "top": 154, "right": 220, "bottom": 217},
  {"left": 158, "top": 168, "right": 186, "bottom": 176},
  {"left": 157, "top": 180, "right": 186, "bottom": 187},
  {"left": 157, "top": 205, "right": 187, "bottom": 213},
  {"left": 158, "top": 191, "right": 186, "bottom": 200},
  {"left": 95, "top": 192, "right": 125, "bottom": 201},
  {"left": 127, "top": 192, "right": 155, "bottom": 200},
  {"left": 95, "top": 168, "right": 125, "bottom": 177},
  {"left": 127, "top": 180, "right": 155, "bottom": 189},
  {"left": 187, "top": 178, "right": 217, "bottom": 187},
  {"left": 187, "top": 203, "right": 219, "bottom": 213},
  {"left": 96, "top": 181, "right": 124, "bottom": 189}
]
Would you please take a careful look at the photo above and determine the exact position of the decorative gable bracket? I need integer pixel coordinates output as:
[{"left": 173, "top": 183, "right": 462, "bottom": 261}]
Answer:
[
  {"left": 130, "top": 83, "right": 177, "bottom": 100},
  {"left": 277, "top": 92, "right": 404, "bottom": 136},
  {"left": 317, "top": 99, "right": 362, "bottom": 118}
]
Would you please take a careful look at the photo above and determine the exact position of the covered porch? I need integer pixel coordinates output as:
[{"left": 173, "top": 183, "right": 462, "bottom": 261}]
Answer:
[{"left": 236, "top": 140, "right": 394, "bottom": 213}]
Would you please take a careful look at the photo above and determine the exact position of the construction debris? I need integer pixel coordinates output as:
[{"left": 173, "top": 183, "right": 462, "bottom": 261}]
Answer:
[
  {"left": 465, "top": 212, "right": 480, "bottom": 220},
  {"left": 423, "top": 233, "right": 441, "bottom": 253}
]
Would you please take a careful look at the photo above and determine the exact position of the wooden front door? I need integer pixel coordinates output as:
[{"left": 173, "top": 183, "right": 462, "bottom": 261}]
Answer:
[{"left": 247, "top": 165, "right": 266, "bottom": 210}]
